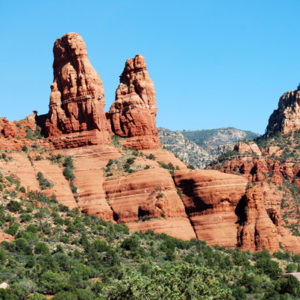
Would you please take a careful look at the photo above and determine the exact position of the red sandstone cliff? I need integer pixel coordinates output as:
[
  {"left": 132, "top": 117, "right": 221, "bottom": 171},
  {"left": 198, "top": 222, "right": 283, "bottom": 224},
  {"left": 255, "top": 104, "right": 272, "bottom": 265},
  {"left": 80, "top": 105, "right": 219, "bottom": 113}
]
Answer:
[
  {"left": 44, "top": 33, "right": 111, "bottom": 148},
  {"left": 238, "top": 186, "right": 280, "bottom": 252},
  {"left": 267, "top": 89, "right": 300, "bottom": 135},
  {"left": 174, "top": 169, "right": 248, "bottom": 248},
  {"left": 108, "top": 54, "right": 161, "bottom": 150}
]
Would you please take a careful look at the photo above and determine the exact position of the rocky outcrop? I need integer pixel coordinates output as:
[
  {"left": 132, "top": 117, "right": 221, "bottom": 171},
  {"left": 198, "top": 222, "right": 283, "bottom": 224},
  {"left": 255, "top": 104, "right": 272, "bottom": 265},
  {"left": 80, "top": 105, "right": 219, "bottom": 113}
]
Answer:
[
  {"left": 238, "top": 186, "right": 279, "bottom": 252},
  {"left": 210, "top": 156, "right": 300, "bottom": 187},
  {"left": 44, "top": 33, "right": 111, "bottom": 148},
  {"left": 0, "top": 230, "right": 14, "bottom": 243},
  {"left": 266, "top": 89, "right": 300, "bottom": 135},
  {"left": 109, "top": 55, "right": 161, "bottom": 150},
  {"left": 174, "top": 169, "right": 248, "bottom": 248},
  {"left": 234, "top": 141, "right": 262, "bottom": 156},
  {"left": 0, "top": 113, "right": 42, "bottom": 151}
]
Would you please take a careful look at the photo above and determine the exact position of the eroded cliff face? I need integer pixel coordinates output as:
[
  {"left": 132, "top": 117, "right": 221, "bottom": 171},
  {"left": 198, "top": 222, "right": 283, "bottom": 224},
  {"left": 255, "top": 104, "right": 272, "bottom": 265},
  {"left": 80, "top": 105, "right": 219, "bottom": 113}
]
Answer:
[
  {"left": 108, "top": 54, "right": 161, "bottom": 150},
  {"left": 267, "top": 89, "right": 300, "bottom": 135},
  {"left": 44, "top": 33, "right": 111, "bottom": 148},
  {"left": 174, "top": 169, "right": 248, "bottom": 248},
  {"left": 238, "top": 186, "right": 280, "bottom": 252}
]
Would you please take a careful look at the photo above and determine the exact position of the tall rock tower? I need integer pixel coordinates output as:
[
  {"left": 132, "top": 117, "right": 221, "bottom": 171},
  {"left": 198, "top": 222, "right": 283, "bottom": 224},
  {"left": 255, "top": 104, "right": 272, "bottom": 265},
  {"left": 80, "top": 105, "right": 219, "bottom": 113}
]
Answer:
[
  {"left": 109, "top": 54, "right": 161, "bottom": 150},
  {"left": 44, "top": 33, "right": 111, "bottom": 148}
]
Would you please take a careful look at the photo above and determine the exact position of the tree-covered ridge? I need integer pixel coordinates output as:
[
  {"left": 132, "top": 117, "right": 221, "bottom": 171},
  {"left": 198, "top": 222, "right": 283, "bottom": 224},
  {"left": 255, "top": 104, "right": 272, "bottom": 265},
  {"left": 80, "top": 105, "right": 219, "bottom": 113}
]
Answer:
[{"left": 0, "top": 172, "right": 300, "bottom": 299}]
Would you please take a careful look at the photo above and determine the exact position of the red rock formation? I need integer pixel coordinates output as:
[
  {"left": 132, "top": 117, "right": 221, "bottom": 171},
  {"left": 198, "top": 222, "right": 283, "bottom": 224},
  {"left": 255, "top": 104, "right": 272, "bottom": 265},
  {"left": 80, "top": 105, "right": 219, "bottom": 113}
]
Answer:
[
  {"left": 103, "top": 168, "right": 196, "bottom": 240},
  {"left": 211, "top": 156, "right": 300, "bottom": 186},
  {"left": 238, "top": 186, "right": 280, "bottom": 252},
  {"left": 266, "top": 89, "right": 300, "bottom": 135},
  {"left": 0, "top": 230, "right": 14, "bottom": 243},
  {"left": 234, "top": 141, "right": 262, "bottom": 156},
  {"left": 267, "top": 208, "right": 282, "bottom": 226},
  {"left": 44, "top": 33, "right": 111, "bottom": 148},
  {"left": 0, "top": 113, "right": 41, "bottom": 151},
  {"left": 174, "top": 169, "right": 248, "bottom": 248},
  {"left": 109, "top": 54, "right": 161, "bottom": 150}
]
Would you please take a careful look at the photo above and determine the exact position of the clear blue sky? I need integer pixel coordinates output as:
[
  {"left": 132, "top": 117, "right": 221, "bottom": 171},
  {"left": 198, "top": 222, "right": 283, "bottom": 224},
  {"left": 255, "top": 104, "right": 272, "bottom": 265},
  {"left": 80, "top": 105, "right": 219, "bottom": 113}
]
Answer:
[{"left": 1, "top": 0, "right": 300, "bottom": 134}]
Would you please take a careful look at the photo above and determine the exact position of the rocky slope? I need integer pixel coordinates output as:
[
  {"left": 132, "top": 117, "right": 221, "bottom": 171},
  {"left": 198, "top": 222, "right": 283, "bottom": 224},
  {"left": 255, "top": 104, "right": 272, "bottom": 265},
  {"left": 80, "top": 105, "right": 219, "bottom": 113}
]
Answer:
[
  {"left": 0, "top": 32, "right": 298, "bottom": 254},
  {"left": 158, "top": 127, "right": 212, "bottom": 169},
  {"left": 181, "top": 127, "right": 259, "bottom": 156},
  {"left": 158, "top": 127, "right": 259, "bottom": 169}
]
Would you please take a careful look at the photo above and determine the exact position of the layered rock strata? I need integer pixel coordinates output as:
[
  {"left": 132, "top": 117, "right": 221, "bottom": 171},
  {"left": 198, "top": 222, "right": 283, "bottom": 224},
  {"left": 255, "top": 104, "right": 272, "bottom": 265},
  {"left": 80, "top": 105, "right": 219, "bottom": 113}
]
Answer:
[
  {"left": 109, "top": 54, "right": 161, "bottom": 150},
  {"left": 103, "top": 168, "right": 196, "bottom": 240},
  {"left": 174, "top": 169, "right": 248, "bottom": 248},
  {"left": 44, "top": 33, "right": 111, "bottom": 148}
]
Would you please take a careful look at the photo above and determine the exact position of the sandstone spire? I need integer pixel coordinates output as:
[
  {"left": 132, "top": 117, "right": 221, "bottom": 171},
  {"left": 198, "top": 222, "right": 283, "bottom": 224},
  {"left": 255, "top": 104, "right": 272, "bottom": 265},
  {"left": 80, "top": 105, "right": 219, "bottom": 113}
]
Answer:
[
  {"left": 44, "top": 33, "right": 111, "bottom": 148},
  {"left": 109, "top": 54, "right": 161, "bottom": 149}
]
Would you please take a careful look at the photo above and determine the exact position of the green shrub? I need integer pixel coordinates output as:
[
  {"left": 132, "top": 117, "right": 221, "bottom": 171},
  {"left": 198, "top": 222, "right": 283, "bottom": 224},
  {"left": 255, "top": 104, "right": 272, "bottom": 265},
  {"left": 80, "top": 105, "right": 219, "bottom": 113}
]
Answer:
[
  {"left": 15, "top": 238, "right": 32, "bottom": 254},
  {"left": 276, "top": 275, "right": 300, "bottom": 296},
  {"left": 28, "top": 293, "right": 46, "bottom": 300},
  {"left": 126, "top": 157, "right": 135, "bottom": 165},
  {"left": 146, "top": 153, "right": 155, "bottom": 160},
  {"left": 7, "top": 200, "right": 22, "bottom": 212},
  {"left": 0, "top": 249, "right": 7, "bottom": 263},
  {"left": 286, "top": 263, "right": 297, "bottom": 273},
  {"left": 5, "top": 223, "right": 19, "bottom": 236},
  {"left": 19, "top": 186, "right": 26, "bottom": 193},
  {"left": 255, "top": 257, "right": 282, "bottom": 279},
  {"left": 26, "top": 128, "right": 34, "bottom": 140},
  {"left": 37, "top": 172, "right": 53, "bottom": 190},
  {"left": 35, "top": 242, "right": 50, "bottom": 255},
  {"left": 39, "top": 271, "right": 67, "bottom": 294}
]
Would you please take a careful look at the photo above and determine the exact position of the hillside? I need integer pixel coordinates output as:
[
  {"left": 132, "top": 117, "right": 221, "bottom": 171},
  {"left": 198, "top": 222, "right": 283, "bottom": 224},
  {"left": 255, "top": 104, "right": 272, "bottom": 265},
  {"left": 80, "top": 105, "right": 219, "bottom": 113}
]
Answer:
[
  {"left": 158, "top": 127, "right": 259, "bottom": 169},
  {"left": 158, "top": 128, "right": 213, "bottom": 169},
  {"left": 181, "top": 127, "right": 259, "bottom": 155},
  {"left": 0, "top": 174, "right": 300, "bottom": 299}
]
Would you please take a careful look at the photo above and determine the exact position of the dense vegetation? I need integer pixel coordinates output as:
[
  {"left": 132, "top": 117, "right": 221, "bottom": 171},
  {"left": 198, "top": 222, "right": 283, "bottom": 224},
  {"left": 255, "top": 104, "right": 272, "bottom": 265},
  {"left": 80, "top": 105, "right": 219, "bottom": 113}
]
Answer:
[{"left": 0, "top": 172, "right": 300, "bottom": 299}]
